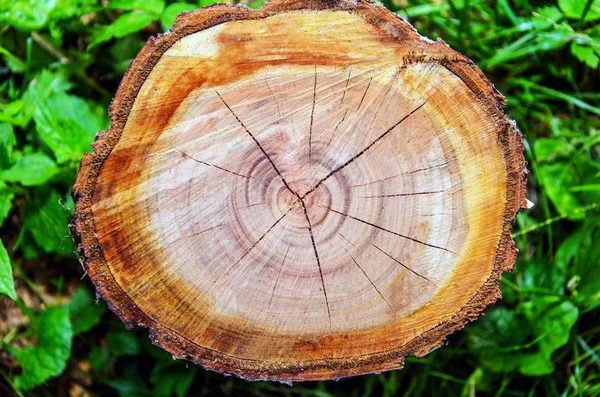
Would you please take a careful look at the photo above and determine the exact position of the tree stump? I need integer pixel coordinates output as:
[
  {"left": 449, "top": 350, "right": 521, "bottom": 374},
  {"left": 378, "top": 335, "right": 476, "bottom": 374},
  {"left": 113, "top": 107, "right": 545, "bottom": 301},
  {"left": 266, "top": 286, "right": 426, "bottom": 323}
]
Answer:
[{"left": 72, "top": 0, "right": 527, "bottom": 381}]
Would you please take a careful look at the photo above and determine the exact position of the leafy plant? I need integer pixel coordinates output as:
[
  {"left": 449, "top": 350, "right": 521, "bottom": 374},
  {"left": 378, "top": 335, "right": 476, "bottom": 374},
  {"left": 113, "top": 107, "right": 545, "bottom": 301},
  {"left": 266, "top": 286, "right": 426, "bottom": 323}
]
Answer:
[{"left": 0, "top": 0, "right": 599, "bottom": 396}]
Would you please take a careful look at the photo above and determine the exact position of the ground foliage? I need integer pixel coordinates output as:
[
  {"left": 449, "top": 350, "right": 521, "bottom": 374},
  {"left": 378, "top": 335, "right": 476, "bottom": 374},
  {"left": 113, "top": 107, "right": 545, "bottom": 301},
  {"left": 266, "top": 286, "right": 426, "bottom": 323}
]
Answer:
[{"left": 0, "top": 0, "right": 599, "bottom": 396}]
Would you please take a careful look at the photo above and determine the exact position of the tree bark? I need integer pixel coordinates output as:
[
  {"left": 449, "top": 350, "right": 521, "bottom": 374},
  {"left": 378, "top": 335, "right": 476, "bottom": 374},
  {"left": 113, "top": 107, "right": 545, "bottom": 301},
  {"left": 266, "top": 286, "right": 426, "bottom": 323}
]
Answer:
[{"left": 72, "top": 0, "right": 528, "bottom": 381}]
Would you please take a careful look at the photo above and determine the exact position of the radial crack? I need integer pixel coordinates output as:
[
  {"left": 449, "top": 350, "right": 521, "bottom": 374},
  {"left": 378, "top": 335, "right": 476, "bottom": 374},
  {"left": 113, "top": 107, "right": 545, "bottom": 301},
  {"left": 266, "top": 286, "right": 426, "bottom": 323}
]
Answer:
[
  {"left": 372, "top": 243, "right": 436, "bottom": 286},
  {"left": 341, "top": 243, "right": 394, "bottom": 313},
  {"left": 215, "top": 90, "right": 299, "bottom": 199},
  {"left": 265, "top": 80, "right": 282, "bottom": 119},
  {"left": 359, "top": 189, "right": 446, "bottom": 199},
  {"left": 190, "top": 223, "right": 226, "bottom": 237},
  {"left": 356, "top": 74, "right": 373, "bottom": 112},
  {"left": 223, "top": 206, "right": 294, "bottom": 277},
  {"left": 309, "top": 66, "right": 317, "bottom": 163},
  {"left": 301, "top": 200, "right": 332, "bottom": 329},
  {"left": 350, "top": 162, "right": 449, "bottom": 188},
  {"left": 304, "top": 100, "right": 428, "bottom": 198},
  {"left": 339, "top": 66, "right": 352, "bottom": 108},
  {"left": 268, "top": 243, "right": 291, "bottom": 311},
  {"left": 175, "top": 147, "right": 252, "bottom": 180},
  {"left": 321, "top": 205, "right": 457, "bottom": 256}
]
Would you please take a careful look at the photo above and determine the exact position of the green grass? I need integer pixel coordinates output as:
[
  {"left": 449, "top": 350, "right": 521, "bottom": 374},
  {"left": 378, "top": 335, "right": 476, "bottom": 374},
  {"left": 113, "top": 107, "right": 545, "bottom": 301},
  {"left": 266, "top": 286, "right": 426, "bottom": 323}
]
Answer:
[{"left": 1, "top": 0, "right": 600, "bottom": 396}]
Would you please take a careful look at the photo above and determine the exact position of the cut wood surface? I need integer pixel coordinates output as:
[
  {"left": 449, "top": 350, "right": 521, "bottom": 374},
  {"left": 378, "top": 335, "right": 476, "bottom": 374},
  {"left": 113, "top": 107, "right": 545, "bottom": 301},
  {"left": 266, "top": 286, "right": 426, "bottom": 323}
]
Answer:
[{"left": 72, "top": 0, "right": 528, "bottom": 381}]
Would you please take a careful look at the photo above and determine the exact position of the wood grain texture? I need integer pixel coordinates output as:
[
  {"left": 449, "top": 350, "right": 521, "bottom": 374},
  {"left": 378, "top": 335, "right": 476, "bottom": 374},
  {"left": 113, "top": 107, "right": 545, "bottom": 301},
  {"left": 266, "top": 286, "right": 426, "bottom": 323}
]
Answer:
[{"left": 72, "top": 0, "right": 528, "bottom": 381}]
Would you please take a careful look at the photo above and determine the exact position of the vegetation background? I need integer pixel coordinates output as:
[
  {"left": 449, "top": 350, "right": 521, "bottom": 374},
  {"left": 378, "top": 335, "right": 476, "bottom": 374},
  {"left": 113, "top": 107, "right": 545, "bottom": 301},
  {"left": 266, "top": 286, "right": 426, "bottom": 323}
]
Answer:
[{"left": 0, "top": 0, "right": 599, "bottom": 395}]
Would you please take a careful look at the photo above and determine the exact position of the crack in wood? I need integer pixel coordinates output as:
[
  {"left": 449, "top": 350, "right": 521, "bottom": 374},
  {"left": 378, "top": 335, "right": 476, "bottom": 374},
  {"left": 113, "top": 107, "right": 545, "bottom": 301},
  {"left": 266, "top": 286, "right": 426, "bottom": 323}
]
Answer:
[
  {"left": 174, "top": 147, "right": 253, "bottom": 180},
  {"left": 268, "top": 243, "right": 291, "bottom": 311},
  {"left": 301, "top": 200, "right": 332, "bottom": 330},
  {"left": 303, "top": 100, "right": 428, "bottom": 199},
  {"left": 339, "top": 66, "right": 352, "bottom": 108},
  {"left": 320, "top": 205, "right": 458, "bottom": 256},
  {"left": 325, "top": 109, "right": 348, "bottom": 153},
  {"left": 356, "top": 73, "right": 373, "bottom": 112},
  {"left": 371, "top": 243, "right": 436, "bottom": 286},
  {"left": 359, "top": 189, "right": 446, "bottom": 199},
  {"left": 339, "top": 233, "right": 394, "bottom": 313},
  {"left": 215, "top": 90, "right": 300, "bottom": 200},
  {"left": 265, "top": 79, "right": 282, "bottom": 120},
  {"left": 190, "top": 223, "right": 227, "bottom": 237},
  {"left": 309, "top": 66, "right": 317, "bottom": 163},
  {"left": 350, "top": 162, "right": 449, "bottom": 188},
  {"left": 223, "top": 206, "right": 294, "bottom": 278}
]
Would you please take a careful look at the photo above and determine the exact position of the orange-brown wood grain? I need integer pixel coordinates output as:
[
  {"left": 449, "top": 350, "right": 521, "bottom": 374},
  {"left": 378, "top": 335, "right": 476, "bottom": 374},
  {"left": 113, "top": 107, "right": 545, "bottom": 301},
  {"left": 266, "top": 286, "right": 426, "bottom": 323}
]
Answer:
[{"left": 72, "top": 0, "right": 527, "bottom": 381}]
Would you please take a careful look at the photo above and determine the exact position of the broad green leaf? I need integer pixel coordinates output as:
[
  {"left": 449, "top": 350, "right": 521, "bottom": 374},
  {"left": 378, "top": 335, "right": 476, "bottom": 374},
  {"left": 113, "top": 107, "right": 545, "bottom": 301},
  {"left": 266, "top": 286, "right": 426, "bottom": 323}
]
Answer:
[
  {"left": 0, "top": 0, "right": 57, "bottom": 31},
  {"left": 0, "top": 186, "right": 14, "bottom": 227},
  {"left": 198, "top": 0, "right": 223, "bottom": 7},
  {"left": 573, "top": 226, "right": 600, "bottom": 305},
  {"left": 24, "top": 190, "right": 72, "bottom": 255},
  {"left": 535, "top": 163, "right": 584, "bottom": 219},
  {"left": 108, "top": 363, "right": 151, "bottom": 396},
  {"left": 0, "top": 0, "right": 95, "bottom": 31},
  {"left": 571, "top": 42, "right": 600, "bottom": 69},
  {"left": 110, "top": 0, "right": 165, "bottom": 14},
  {"left": 466, "top": 307, "right": 530, "bottom": 373},
  {"left": 0, "top": 123, "right": 16, "bottom": 170},
  {"left": 108, "top": 328, "right": 141, "bottom": 357},
  {"left": 89, "top": 345, "right": 110, "bottom": 372},
  {"left": 0, "top": 153, "right": 59, "bottom": 186},
  {"left": 533, "top": 138, "right": 570, "bottom": 162},
  {"left": 520, "top": 297, "right": 578, "bottom": 375},
  {"left": 109, "top": 35, "right": 145, "bottom": 74},
  {"left": 160, "top": 3, "right": 197, "bottom": 31},
  {"left": 89, "top": 12, "right": 157, "bottom": 49},
  {"left": 11, "top": 306, "right": 73, "bottom": 390},
  {"left": 29, "top": 87, "right": 104, "bottom": 164},
  {"left": 556, "top": 222, "right": 595, "bottom": 271},
  {"left": 558, "top": 0, "right": 600, "bottom": 21},
  {"left": 248, "top": 0, "right": 264, "bottom": 9},
  {"left": 516, "top": 260, "right": 566, "bottom": 298},
  {"left": 0, "top": 238, "right": 17, "bottom": 300},
  {"left": 151, "top": 361, "right": 198, "bottom": 397},
  {"left": 68, "top": 288, "right": 105, "bottom": 335}
]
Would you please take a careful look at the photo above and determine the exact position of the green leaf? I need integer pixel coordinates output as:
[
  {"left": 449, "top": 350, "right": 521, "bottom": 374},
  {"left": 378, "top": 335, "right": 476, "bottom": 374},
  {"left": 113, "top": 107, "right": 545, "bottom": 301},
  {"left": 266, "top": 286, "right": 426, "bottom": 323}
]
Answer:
[
  {"left": 519, "top": 297, "right": 579, "bottom": 375},
  {"left": 0, "top": 123, "right": 16, "bottom": 170},
  {"left": 89, "top": 12, "right": 157, "bottom": 49},
  {"left": 24, "top": 190, "right": 72, "bottom": 255},
  {"left": 109, "top": 0, "right": 165, "bottom": 14},
  {"left": 108, "top": 363, "right": 151, "bottom": 396},
  {"left": 466, "top": 307, "right": 531, "bottom": 373},
  {"left": 89, "top": 345, "right": 110, "bottom": 372},
  {"left": 0, "top": 0, "right": 57, "bottom": 31},
  {"left": 0, "top": 238, "right": 17, "bottom": 300},
  {"left": 0, "top": 0, "right": 95, "bottom": 31},
  {"left": 108, "top": 327, "right": 141, "bottom": 357},
  {"left": 0, "top": 153, "right": 59, "bottom": 186},
  {"left": 28, "top": 81, "right": 105, "bottom": 164},
  {"left": 151, "top": 361, "right": 198, "bottom": 397},
  {"left": 571, "top": 42, "right": 600, "bottom": 69},
  {"left": 248, "top": 0, "right": 264, "bottom": 9},
  {"left": 68, "top": 288, "right": 105, "bottom": 335},
  {"left": 11, "top": 306, "right": 73, "bottom": 390},
  {"left": 0, "top": 186, "right": 14, "bottom": 227},
  {"left": 516, "top": 260, "right": 567, "bottom": 298},
  {"left": 556, "top": 222, "right": 595, "bottom": 271},
  {"left": 535, "top": 163, "right": 584, "bottom": 219},
  {"left": 572, "top": 225, "right": 600, "bottom": 305},
  {"left": 558, "top": 0, "right": 600, "bottom": 21},
  {"left": 160, "top": 3, "right": 197, "bottom": 31}
]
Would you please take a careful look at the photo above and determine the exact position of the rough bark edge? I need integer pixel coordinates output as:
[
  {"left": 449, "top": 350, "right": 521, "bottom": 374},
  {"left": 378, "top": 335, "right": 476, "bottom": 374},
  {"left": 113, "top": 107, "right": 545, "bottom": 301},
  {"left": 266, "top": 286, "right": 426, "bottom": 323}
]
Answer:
[{"left": 71, "top": 0, "right": 528, "bottom": 382}]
